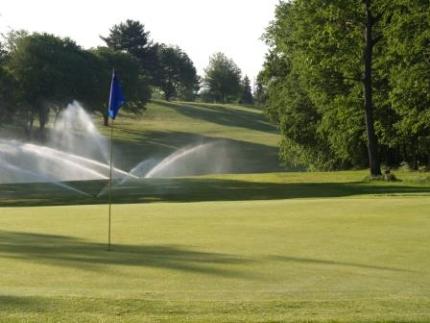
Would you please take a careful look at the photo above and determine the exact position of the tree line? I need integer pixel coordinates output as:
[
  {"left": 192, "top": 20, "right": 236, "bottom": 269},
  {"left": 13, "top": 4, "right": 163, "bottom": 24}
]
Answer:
[
  {"left": 0, "top": 19, "right": 254, "bottom": 138},
  {"left": 258, "top": 0, "right": 430, "bottom": 175}
]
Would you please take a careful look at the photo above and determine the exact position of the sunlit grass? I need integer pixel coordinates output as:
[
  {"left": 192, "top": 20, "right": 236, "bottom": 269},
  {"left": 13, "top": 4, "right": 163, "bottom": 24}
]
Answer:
[
  {"left": 0, "top": 196, "right": 429, "bottom": 321},
  {"left": 1, "top": 101, "right": 430, "bottom": 321}
]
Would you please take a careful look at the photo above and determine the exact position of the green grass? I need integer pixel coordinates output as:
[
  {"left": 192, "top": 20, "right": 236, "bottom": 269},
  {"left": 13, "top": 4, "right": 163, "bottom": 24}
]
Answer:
[
  {"left": 100, "top": 100, "right": 284, "bottom": 172},
  {"left": 1, "top": 101, "right": 430, "bottom": 321},
  {"left": 1, "top": 170, "right": 430, "bottom": 207},
  {"left": 1, "top": 196, "right": 430, "bottom": 321}
]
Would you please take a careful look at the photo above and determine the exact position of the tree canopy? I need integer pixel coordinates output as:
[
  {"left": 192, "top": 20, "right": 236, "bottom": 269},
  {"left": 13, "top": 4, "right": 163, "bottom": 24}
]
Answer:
[
  {"left": 0, "top": 19, "right": 202, "bottom": 137},
  {"left": 260, "top": 0, "right": 430, "bottom": 172},
  {"left": 101, "top": 19, "right": 159, "bottom": 84},
  {"left": 240, "top": 76, "right": 254, "bottom": 105},
  {"left": 202, "top": 52, "right": 242, "bottom": 103},
  {"left": 157, "top": 45, "right": 199, "bottom": 101},
  {"left": 1, "top": 32, "right": 151, "bottom": 136}
]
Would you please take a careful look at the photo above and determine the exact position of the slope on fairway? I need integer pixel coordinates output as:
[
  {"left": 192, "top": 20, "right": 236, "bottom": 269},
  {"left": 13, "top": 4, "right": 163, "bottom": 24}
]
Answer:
[
  {"left": 100, "top": 100, "right": 285, "bottom": 173},
  {"left": 0, "top": 196, "right": 430, "bottom": 322}
]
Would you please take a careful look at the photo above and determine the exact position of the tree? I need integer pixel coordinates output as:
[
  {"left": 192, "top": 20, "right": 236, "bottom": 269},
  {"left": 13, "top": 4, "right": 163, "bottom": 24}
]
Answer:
[
  {"left": 261, "top": 0, "right": 392, "bottom": 174},
  {"left": 203, "top": 52, "right": 242, "bottom": 103},
  {"left": 101, "top": 20, "right": 159, "bottom": 85},
  {"left": 4, "top": 32, "right": 150, "bottom": 137},
  {"left": 92, "top": 47, "right": 151, "bottom": 125},
  {"left": 362, "top": 0, "right": 382, "bottom": 176},
  {"left": 254, "top": 72, "right": 267, "bottom": 107},
  {"left": 6, "top": 33, "right": 95, "bottom": 137},
  {"left": 0, "top": 65, "right": 17, "bottom": 125},
  {"left": 0, "top": 42, "right": 7, "bottom": 63},
  {"left": 240, "top": 75, "right": 254, "bottom": 105},
  {"left": 383, "top": 0, "right": 430, "bottom": 169},
  {"left": 157, "top": 45, "right": 199, "bottom": 101}
]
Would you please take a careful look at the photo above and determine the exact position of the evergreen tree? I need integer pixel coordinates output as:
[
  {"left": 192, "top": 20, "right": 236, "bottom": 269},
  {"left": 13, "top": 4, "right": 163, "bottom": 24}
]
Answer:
[
  {"left": 240, "top": 76, "right": 254, "bottom": 105},
  {"left": 101, "top": 20, "right": 159, "bottom": 84}
]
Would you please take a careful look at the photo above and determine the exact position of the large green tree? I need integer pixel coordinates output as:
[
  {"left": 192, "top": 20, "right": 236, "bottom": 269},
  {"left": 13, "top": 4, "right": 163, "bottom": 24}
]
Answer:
[
  {"left": 383, "top": 0, "right": 430, "bottom": 168},
  {"left": 6, "top": 33, "right": 94, "bottom": 137},
  {"left": 4, "top": 32, "right": 150, "bottom": 136},
  {"left": 202, "top": 52, "right": 242, "bottom": 103},
  {"left": 157, "top": 45, "right": 199, "bottom": 101},
  {"left": 261, "top": 0, "right": 404, "bottom": 174}
]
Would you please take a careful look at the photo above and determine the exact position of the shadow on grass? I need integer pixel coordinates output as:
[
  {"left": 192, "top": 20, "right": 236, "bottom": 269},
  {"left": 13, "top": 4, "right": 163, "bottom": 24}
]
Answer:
[
  {"left": 0, "top": 230, "right": 252, "bottom": 277},
  {"left": 0, "top": 230, "right": 412, "bottom": 276},
  {"left": 1, "top": 178, "right": 430, "bottom": 207},
  {"left": 154, "top": 100, "right": 277, "bottom": 133},
  {"left": 268, "top": 255, "right": 414, "bottom": 273},
  {"left": 108, "top": 128, "right": 284, "bottom": 173}
]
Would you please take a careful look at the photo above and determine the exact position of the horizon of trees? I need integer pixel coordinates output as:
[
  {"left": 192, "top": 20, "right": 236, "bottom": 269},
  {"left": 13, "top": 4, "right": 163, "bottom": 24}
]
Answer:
[
  {"left": 259, "top": 0, "right": 430, "bottom": 174},
  {"left": 0, "top": 19, "right": 257, "bottom": 139}
]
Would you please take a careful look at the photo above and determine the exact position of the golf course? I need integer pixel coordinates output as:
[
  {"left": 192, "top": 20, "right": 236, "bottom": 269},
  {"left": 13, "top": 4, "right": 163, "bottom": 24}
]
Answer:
[{"left": 1, "top": 101, "right": 430, "bottom": 322}]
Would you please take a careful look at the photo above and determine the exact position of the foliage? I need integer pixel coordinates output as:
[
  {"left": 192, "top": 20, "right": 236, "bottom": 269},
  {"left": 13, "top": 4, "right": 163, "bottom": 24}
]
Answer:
[
  {"left": 5, "top": 33, "right": 95, "bottom": 135},
  {"left": 383, "top": 0, "right": 430, "bottom": 168},
  {"left": 0, "top": 66, "right": 17, "bottom": 124},
  {"left": 261, "top": 0, "right": 430, "bottom": 170},
  {"left": 92, "top": 47, "right": 150, "bottom": 124},
  {"left": 101, "top": 20, "right": 200, "bottom": 101},
  {"left": 254, "top": 72, "right": 267, "bottom": 107},
  {"left": 202, "top": 52, "right": 242, "bottom": 103},
  {"left": 239, "top": 76, "right": 254, "bottom": 105},
  {"left": 2, "top": 32, "right": 150, "bottom": 135},
  {"left": 101, "top": 19, "right": 159, "bottom": 85},
  {"left": 157, "top": 45, "right": 199, "bottom": 101}
]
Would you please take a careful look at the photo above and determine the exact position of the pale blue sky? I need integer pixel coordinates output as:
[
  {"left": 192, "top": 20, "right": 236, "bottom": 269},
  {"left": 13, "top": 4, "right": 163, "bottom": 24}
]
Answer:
[{"left": 0, "top": 0, "right": 279, "bottom": 83}]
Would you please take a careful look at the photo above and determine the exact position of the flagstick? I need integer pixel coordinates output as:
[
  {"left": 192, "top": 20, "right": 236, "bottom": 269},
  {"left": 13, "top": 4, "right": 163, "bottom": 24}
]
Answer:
[{"left": 107, "top": 118, "right": 114, "bottom": 251}]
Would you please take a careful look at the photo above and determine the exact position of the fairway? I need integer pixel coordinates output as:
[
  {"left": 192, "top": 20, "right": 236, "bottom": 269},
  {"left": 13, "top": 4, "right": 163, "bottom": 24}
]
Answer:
[{"left": 1, "top": 192, "right": 430, "bottom": 321}]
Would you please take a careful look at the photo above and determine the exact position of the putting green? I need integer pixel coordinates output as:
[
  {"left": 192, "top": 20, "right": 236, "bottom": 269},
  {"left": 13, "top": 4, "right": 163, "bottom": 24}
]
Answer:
[{"left": 0, "top": 195, "right": 429, "bottom": 322}]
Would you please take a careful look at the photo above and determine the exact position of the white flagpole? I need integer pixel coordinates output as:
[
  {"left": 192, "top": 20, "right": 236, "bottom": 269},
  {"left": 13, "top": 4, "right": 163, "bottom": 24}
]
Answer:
[{"left": 107, "top": 118, "right": 114, "bottom": 251}]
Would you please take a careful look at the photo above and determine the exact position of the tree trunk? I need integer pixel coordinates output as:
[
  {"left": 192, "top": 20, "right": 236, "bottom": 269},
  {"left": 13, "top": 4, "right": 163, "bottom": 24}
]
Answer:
[
  {"left": 363, "top": 0, "right": 381, "bottom": 177},
  {"left": 25, "top": 110, "right": 34, "bottom": 140},
  {"left": 103, "top": 113, "right": 109, "bottom": 126}
]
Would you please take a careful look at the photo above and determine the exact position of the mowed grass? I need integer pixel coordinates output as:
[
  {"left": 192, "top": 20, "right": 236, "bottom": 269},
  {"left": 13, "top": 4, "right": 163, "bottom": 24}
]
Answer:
[
  {"left": 0, "top": 195, "right": 430, "bottom": 322},
  {"left": 1, "top": 101, "right": 430, "bottom": 321},
  {"left": 98, "top": 100, "right": 284, "bottom": 172}
]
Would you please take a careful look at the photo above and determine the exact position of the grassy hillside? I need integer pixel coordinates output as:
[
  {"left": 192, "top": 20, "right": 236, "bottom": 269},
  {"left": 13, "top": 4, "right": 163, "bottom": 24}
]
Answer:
[
  {"left": 102, "top": 100, "right": 285, "bottom": 173},
  {"left": 1, "top": 101, "right": 430, "bottom": 322}
]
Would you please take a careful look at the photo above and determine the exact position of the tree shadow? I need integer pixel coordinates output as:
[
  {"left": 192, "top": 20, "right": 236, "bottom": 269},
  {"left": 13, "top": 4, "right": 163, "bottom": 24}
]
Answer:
[
  {"left": 154, "top": 100, "right": 278, "bottom": 133},
  {"left": 0, "top": 230, "right": 253, "bottom": 277},
  {"left": 1, "top": 178, "right": 430, "bottom": 207},
  {"left": 267, "top": 255, "right": 414, "bottom": 273},
  {"left": 109, "top": 129, "right": 284, "bottom": 173},
  {"left": 0, "top": 230, "right": 411, "bottom": 281}
]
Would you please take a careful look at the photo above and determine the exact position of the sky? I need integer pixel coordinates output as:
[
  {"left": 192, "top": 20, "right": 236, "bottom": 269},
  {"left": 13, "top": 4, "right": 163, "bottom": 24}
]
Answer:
[{"left": 0, "top": 0, "right": 279, "bottom": 83}]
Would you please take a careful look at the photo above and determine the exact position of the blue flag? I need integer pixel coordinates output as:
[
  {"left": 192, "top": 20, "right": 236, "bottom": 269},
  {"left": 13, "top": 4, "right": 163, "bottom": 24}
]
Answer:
[{"left": 108, "top": 70, "right": 125, "bottom": 120}]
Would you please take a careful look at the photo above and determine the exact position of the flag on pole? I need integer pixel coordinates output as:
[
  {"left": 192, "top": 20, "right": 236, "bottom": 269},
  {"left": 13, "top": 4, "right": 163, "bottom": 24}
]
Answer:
[
  {"left": 106, "top": 69, "right": 125, "bottom": 251},
  {"left": 108, "top": 70, "right": 125, "bottom": 119}
]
